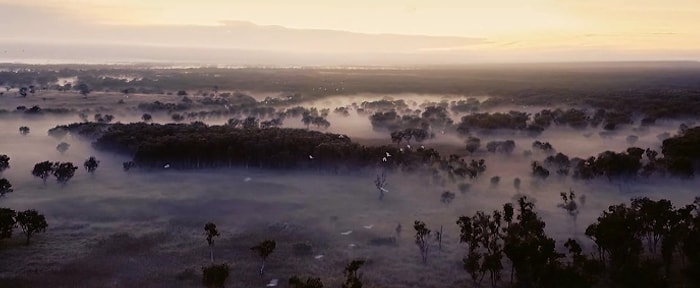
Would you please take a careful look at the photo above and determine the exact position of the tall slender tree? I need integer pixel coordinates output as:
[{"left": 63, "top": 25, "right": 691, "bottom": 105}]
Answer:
[{"left": 204, "top": 222, "right": 219, "bottom": 263}]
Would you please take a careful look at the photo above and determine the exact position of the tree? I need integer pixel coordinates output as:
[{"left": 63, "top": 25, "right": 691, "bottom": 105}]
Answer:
[
  {"left": 32, "top": 161, "right": 54, "bottom": 183},
  {"left": 202, "top": 263, "right": 229, "bottom": 288},
  {"left": 558, "top": 189, "right": 580, "bottom": 227},
  {"left": 490, "top": 176, "right": 500, "bottom": 186},
  {"left": 414, "top": 220, "right": 431, "bottom": 264},
  {"left": 56, "top": 142, "right": 70, "bottom": 154},
  {"left": 77, "top": 83, "right": 90, "bottom": 98},
  {"left": 0, "top": 154, "right": 9, "bottom": 172},
  {"left": 342, "top": 259, "right": 365, "bottom": 288},
  {"left": 53, "top": 162, "right": 78, "bottom": 183},
  {"left": 289, "top": 276, "right": 324, "bottom": 288},
  {"left": 204, "top": 222, "right": 219, "bottom": 263},
  {"left": 123, "top": 161, "right": 136, "bottom": 171},
  {"left": 531, "top": 161, "right": 550, "bottom": 179},
  {"left": 19, "top": 87, "right": 28, "bottom": 97},
  {"left": 0, "top": 208, "right": 16, "bottom": 242},
  {"left": 457, "top": 210, "right": 504, "bottom": 287},
  {"left": 374, "top": 171, "right": 388, "bottom": 201},
  {"left": 441, "top": 191, "right": 455, "bottom": 205},
  {"left": 171, "top": 113, "right": 185, "bottom": 122},
  {"left": 251, "top": 239, "right": 276, "bottom": 276},
  {"left": 503, "top": 196, "right": 563, "bottom": 287},
  {"left": 15, "top": 209, "right": 47, "bottom": 245},
  {"left": 83, "top": 156, "right": 100, "bottom": 173},
  {"left": 466, "top": 136, "right": 481, "bottom": 153},
  {"left": 19, "top": 126, "right": 30, "bottom": 135},
  {"left": 141, "top": 113, "right": 152, "bottom": 122},
  {"left": 0, "top": 178, "right": 13, "bottom": 198}
]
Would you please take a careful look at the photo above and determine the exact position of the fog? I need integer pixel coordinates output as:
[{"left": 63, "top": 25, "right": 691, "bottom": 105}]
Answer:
[{"left": 1, "top": 91, "right": 699, "bottom": 287}]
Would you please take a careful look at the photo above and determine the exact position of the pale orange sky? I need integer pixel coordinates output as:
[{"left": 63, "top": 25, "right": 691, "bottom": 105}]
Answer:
[{"left": 1, "top": 0, "right": 700, "bottom": 64}]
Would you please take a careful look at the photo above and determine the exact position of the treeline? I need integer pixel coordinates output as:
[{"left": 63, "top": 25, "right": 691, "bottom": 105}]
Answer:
[
  {"left": 449, "top": 195, "right": 700, "bottom": 288},
  {"left": 87, "top": 123, "right": 475, "bottom": 175},
  {"left": 529, "top": 126, "right": 700, "bottom": 180}
]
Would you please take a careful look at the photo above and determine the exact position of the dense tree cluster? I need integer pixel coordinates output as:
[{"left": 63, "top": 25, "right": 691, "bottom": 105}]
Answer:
[
  {"left": 662, "top": 126, "right": 700, "bottom": 177},
  {"left": 85, "top": 123, "right": 478, "bottom": 174},
  {"left": 31, "top": 161, "right": 78, "bottom": 184},
  {"left": 457, "top": 197, "right": 603, "bottom": 288},
  {"left": 486, "top": 140, "right": 516, "bottom": 154}
]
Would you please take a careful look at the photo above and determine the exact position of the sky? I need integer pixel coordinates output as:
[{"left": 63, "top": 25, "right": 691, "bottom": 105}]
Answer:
[{"left": 1, "top": 0, "right": 700, "bottom": 65}]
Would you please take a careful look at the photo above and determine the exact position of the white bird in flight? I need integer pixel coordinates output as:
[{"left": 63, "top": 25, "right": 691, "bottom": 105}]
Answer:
[
  {"left": 386, "top": 152, "right": 391, "bottom": 157},
  {"left": 363, "top": 224, "right": 374, "bottom": 229},
  {"left": 380, "top": 187, "right": 389, "bottom": 193},
  {"left": 382, "top": 157, "right": 387, "bottom": 162},
  {"left": 163, "top": 164, "right": 170, "bottom": 169},
  {"left": 309, "top": 155, "right": 314, "bottom": 160},
  {"left": 341, "top": 230, "right": 353, "bottom": 235}
]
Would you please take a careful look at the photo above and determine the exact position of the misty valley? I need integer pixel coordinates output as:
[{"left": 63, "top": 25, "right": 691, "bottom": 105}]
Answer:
[{"left": 2, "top": 64, "right": 700, "bottom": 288}]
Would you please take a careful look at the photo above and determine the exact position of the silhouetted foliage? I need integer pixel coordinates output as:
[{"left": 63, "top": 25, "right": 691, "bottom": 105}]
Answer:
[
  {"left": 15, "top": 209, "right": 47, "bottom": 245},
  {"left": 342, "top": 259, "right": 365, "bottom": 288},
  {"left": 83, "top": 156, "right": 100, "bottom": 173},
  {"left": 0, "top": 154, "right": 9, "bottom": 172},
  {"left": 0, "top": 178, "right": 13, "bottom": 198},
  {"left": 53, "top": 162, "right": 78, "bottom": 183},
  {"left": 56, "top": 142, "right": 70, "bottom": 154},
  {"left": 204, "top": 222, "right": 219, "bottom": 263},
  {"left": 414, "top": 220, "right": 431, "bottom": 264},
  {"left": 0, "top": 208, "right": 16, "bottom": 240},
  {"left": 251, "top": 240, "right": 276, "bottom": 276},
  {"left": 32, "top": 161, "right": 54, "bottom": 183},
  {"left": 19, "top": 126, "right": 30, "bottom": 135},
  {"left": 202, "top": 263, "right": 229, "bottom": 288}
]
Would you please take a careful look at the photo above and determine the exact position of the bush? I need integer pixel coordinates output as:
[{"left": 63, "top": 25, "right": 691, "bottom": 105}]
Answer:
[{"left": 202, "top": 263, "right": 229, "bottom": 288}]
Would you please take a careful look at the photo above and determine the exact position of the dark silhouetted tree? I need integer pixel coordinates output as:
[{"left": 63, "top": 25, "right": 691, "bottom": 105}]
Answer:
[
  {"left": 0, "top": 208, "right": 16, "bottom": 241},
  {"left": 441, "top": 191, "right": 455, "bottom": 205},
  {"left": 141, "top": 113, "right": 152, "bottom": 122},
  {"left": 0, "top": 178, "right": 13, "bottom": 198},
  {"left": 77, "top": 83, "right": 90, "bottom": 98},
  {"left": 0, "top": 154, "right": 9, "bottom": 172},
  {"left": 32, "top": 161, "right": 54, "bottom": 183},
  {"left": 251, "top": 239, "right": 276, "bottom": 276},
  {"left": 83, "top": 156, "right": 100, "bottom": 173},
  {"left": 56, "top": 142, "right": 70, "bottom": 154},
  {"left": 374, "top": 171, "right": 388, "bottom": 201},
  {"left": 414, "top": 220, "right": 431, "bottom": 264},
  {"left": 204, "top": 222, "right": 219, "bottom": 263},
  {"left": 558, "top": 189, "right": 580, "bottom": 227},
  {"left": 466, "top": 136, "right": 481, "bottom": 153},
  {"left": 19, "top": 126, "right": 30, "bottom": 135},
  {"left": 15, "top": 209, "right": 47, "bottom": 245},
  {"left": 342, "top": 259, "right": 365, "bottom": 288},
  {"left": 53, "top": 162, "right": 77, "bottom": 184}
]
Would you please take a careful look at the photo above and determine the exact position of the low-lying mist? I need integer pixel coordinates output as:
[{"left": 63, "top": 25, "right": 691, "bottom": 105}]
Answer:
[{"left": 1, "top": 108, "right": 699, "bottom": 287}]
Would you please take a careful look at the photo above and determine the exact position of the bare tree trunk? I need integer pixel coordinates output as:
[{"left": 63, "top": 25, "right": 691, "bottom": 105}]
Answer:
[
  {"left": 439, "top": 225, "right": 443, "bottom": 251},
  {"left": 259, "top": 259, "right": 266, "bottom": 276},
  {"left": 210, "top": 246, "right": 214, "bottom": 263}
]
